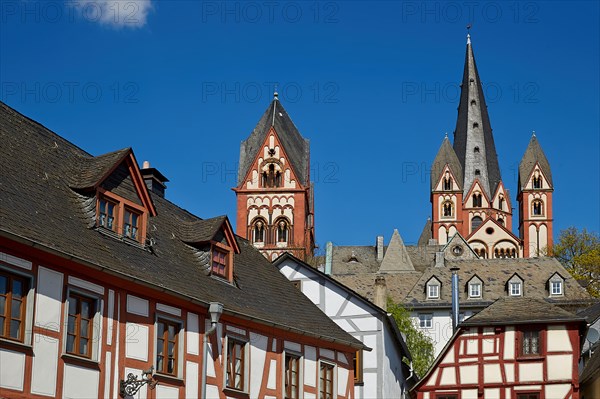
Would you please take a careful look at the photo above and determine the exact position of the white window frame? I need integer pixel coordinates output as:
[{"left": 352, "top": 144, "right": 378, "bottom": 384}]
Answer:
[
  {"left": 153, "top": 313, "right": 185, "bottom": 378},
  {"left": 63, "top": 287, "right": 103, "bottom": 362},
  {"left": 0, "top": 265, "right": 35, "bottom": 347},
  {"left": 419, "top": 313, "right": 433, "bottom": 329},
  {"left": 469, "top": 283, "right": 481, "bottom": 298},
  {"left": 551, "top": 280, "right": 563, "bottom": 296},
  {"left": 223, "top": 334, "right": 250, "bottom": 393},
  {"left": 510, "top": 282, "right": 522, "bottom": 296},
  {"left": 282, "top": 349, "right": 304, "bottom": 399},
  {"left": 317, "top": 359, "right": 337, "bottom": 399},
  {"left": 427, "top": 283, "right": 440, "bottom": 299}
]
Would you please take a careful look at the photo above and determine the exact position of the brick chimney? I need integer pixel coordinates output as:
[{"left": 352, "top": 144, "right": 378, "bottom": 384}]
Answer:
[
  {"left": 141, "top": 161, "right": 169, "bottom": 198},
  {"left": 374, "top": 276, "right": 387, "bottom": 311},
  {"left": 376, "top": 235, "right": 384, "bottom": 262}
]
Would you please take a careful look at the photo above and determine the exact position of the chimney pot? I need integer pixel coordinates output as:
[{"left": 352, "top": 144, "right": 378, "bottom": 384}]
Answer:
[
  {"left": 376, "top": 235, "right": 384, "bottom": 262},
  {"left": 143, "top": 160, "right": 150, "bottom": 169},
  {"left": 374, "top": 276, "right": 387, "bottom": 311}
]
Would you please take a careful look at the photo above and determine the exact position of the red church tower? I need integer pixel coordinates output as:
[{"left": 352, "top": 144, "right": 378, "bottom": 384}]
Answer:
[
  {"left": 430, "top": 34, "right": 553, "bottom": 258},
  {"left": 234, "top": 93, "right": 315, "bottom": 261}
]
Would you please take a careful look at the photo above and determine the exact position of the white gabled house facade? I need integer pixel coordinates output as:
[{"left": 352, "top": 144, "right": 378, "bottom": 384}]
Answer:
[{"left": 274, "top": 253, "right": 415, "bottom": 399}]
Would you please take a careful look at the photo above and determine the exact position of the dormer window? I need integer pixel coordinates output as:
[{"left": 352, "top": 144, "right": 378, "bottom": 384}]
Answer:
[
  {"left": 211, "top": 247, "right": 229, "bottom": 279},
  {"left": 508, "top": 274, "right": 524, "bottom": 297},
  {"left": 548, "top": 273, "right": 564, "bottom": 296},
  {"left": 124, "top": 208, "right": 140, "bottom": 240},
  {"left": 468, "top": 277, "right": 483, "bottom": 298},
  {"left": 98, "top": 197, "right": 117, "bottom": 231},
  {"left": 426, "top": 278, "right": 441, "bottom": 299}
]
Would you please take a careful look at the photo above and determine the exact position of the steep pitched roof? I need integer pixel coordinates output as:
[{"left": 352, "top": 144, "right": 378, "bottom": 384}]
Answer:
[
  {"left": 402, "top": 257, "right": 592, "bottom": 308},
  {"left": 452, "top": 35, "right": 502, "bottom": 198},
  {"left": 238, "top": 98, "right": 310, "bottom": 186},
  {"left": 417, "top": 219, "right": 433, "bottom": 247},
  {"left": 518, "top": 133, "right": 553, "bottom": 190},
  {"left": 461, "top": 297, "right": 584, "bottom": 326},
  {"left": 379, "top": 229, "right": 415, "bottom": 272},
  {"left": 68, "top": 148, "right": 131, "bottom": 190},
  {"left": 0, "top": 101, "right": 362, "bottom": 350},
  {"left": 578, "top": 300, "right": 600, "bottom": 323},
  {"left": 431, "top": 137, "right": 463, "bottom": 190}
]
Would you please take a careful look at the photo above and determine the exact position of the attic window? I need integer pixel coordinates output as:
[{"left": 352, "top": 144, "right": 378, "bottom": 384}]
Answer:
[
  {"left": 124, "top": 209, "right": 140, "bottom": 240},
  {"left": 426, "top": 279, "right": 440, "bottom": 299},
  {"left": 96, "top": 192, "right": 147, "bottom": 244},
  {"left": 211, "top": 247, "right": 230, "bottom": 279},
  {"left": 98, "top": 197, "right": 117, "bottom": 232},
  {"left": 549, "top": 274, "right": 564, "bottom": 296},
  {"left": 469, "top": 281, "right": 482, "bottom": 298}
]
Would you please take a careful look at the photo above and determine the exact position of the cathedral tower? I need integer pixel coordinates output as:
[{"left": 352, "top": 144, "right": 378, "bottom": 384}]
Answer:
[
  {"left": 234, "top": 93, "right": 315, "bottom": 261},
  {"left": 430, "top": 34, "right": 521, "bottom": 258},
  {"left": 518, "top": 133, "right": 554, "bottom": 257}
]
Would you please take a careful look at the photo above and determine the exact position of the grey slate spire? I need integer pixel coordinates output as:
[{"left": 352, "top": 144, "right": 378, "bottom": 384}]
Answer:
[
  {"left": 453, "top": 34, "right": 502, "bottom": 198},
  {"left": 431, "top": 136, "right": 463, "bottom": 191},
  {"left": 238, "top": 98, "right": 310, "bottom": 186},
  {"left": 379, "top": 229, "right": 415, "bottom": 272},
  {"left": 518, "top": 133, "right": 553, "bottom": 191}
]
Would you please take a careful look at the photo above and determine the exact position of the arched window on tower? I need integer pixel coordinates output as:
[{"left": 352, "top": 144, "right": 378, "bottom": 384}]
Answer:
[
  {"left": 251, "top": 219, "right": 266, "bottom": 244},
  {"left": 471, "top": 216, "right": 483, "bottom": 232},
  {"left": 498, "top": 217, "right": 505, "bottom": 226},
  {"left": 532, "top": 200, "right": 544, "bottom": 216},
  {"left": 443, "top": 174, "right": 453, "bottom": 191},
  {"left": 472, "top": 193, "right": 482, "bottom": 207},
  {"left": 442, "top": 201, "right": 454, "bottom": 218},
  {"left": 498, "top": 196, "right": 504, "bottom": 211},
  {"left": 533, "top": 175, "right": 543, "bottom": 189},
  {"left": 262, "top": 163, "right": 282, "bottom": 188},
  {"left": 276, "top": 219, "right": 289, "bottom": 243}
]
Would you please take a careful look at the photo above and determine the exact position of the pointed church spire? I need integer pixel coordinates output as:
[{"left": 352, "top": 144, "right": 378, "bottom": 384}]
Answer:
[
  {"left": 431, "top": 136, "right": 463, "bottom": 191},
  {"left": 518, "top": 133, "right": 553, "bottom": 191},
  {"left": 453, "top": 34, "right": 502, "bottom": 198},
  {"left": 378, "top": 229, "right": 415, "bottom": 272}
]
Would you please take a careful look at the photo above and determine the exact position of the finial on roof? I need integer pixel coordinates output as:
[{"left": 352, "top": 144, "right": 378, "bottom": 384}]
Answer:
[
  {"left": 445, "top": 132, "right": 449, "bottom": 139},
  {"left": 273, "top": 84, "right": 279, "bottom": 100},
  {"left": 466, "top": 24, "right": 472, "bottom": 44},
  {"left": 532, "top": 130, "right": 536, "bottom": 137}
]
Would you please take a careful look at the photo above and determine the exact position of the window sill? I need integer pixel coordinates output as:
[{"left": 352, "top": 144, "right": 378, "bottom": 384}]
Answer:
[
  {"left": 154, "top": 372, "right": 184, "bottom": 385},
  {"left": 223, "top": 387, "right": 250, "bottom": 399},
  {"left": 517, "top": 355, "right": 544, "bottom": 361},
  {"left": 62, "top": 353, "right": 101, "bottom": 369},
  {"left": 0, "top": 337, "right": 33, "bottom": 353}
]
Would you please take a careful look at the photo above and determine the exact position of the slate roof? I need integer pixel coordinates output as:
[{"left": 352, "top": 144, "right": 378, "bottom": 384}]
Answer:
[
  {"left": 402, "top": 257, "right": 592, "bottom": 308},
  {"left": 518, "top": 134, "right": 553, "bottom": 190},
  {"left": 578, "top": 300, "right": 600, "bottom": 323},
  {"left": 453, "top": 37, "right": 502, "bottom": 197},
  {"left": 238, "top": 98, "right": 310, "bottom": 186},
  {"left": 178, "top": 215, "right": 228, "bottom": 243},
  {"left": 334, "top": 272, "right": 424, "bottom": 306},
  {"left": 461, "top": 297, "right": 584, "bottom": 326},
  {"left": 417, "top": 219, "right": 433, "bottom": 247},
  {"left": 431, "top": 137, "right": 463, "bottom": 190},
  {"left": 0, "top": 101, "right": 363, "bottom": 350},
  {"left": 68, "top": 148, "right": 131, "bottom": 189}
]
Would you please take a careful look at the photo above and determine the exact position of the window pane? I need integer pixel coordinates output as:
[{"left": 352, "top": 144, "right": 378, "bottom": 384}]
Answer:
[
  {"left": 0, "top": 317, "right": 4, "bottom": 335},
  {"left": 81, "top": 300, "right": 91, "bottom": 319},
  {"left": 69, "top": 297, "right": 78, "bottom": 314},
  {"left": 80, "top": 319, "right": 89, "bottom": 338},
  {"left": 10, "top": 319, "right": 20, "bottom": 339},
  {"left": 157, "top": 355, "right": 164, "bottom": 372},
  {"left": 11, "top": 300, "right": 21, "bottom": 319},
  {"left": 157, "top": 339, "right": 164, "bottom": 356},
  {"left": 0, "top": 276, "right": 6, "bottom": 294},
  {"left": 79, "top": 338, "right": 88, "bottom": 355},
  {"left": 157, "top": 322, "right": 164, "bottom": 337},
  {"left": 0, "top": 296, "right": 5, "bottom": 315},
  {"left": 67, "top": 315, "right": 76, "bottom": 334},
  {"left": 168, "top": 341, "right": 175, "bottom": 356},
  {"left": 13, "top": 280, "right": 23, "bottom": 298},
  {"left": 168, "top": 358, "right": 175, "bottom": 373},
  {"left": 67, "top": 334, "right": 75, "bottom": 352},
  {"left": 168, "top": 324, "right": 176, "bottom": 340}
]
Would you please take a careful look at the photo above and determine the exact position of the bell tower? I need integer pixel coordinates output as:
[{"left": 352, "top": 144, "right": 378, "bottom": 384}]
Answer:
[
  {"left": 518, "top": 133, "right": 554, "bottom": 257},
  {"left": 234, "top": 93, "right": 315, "bottom": 261}
]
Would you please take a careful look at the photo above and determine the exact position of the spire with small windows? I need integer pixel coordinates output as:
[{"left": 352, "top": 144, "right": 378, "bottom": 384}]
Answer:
[{"left": 453, "top": 34, "right": 502, "bottom": 198}]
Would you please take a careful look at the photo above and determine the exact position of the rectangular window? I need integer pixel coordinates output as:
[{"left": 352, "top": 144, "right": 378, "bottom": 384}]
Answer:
[
  {"left": 156, "top": 319, "right": 179, "bottom": 375},
  {"left": 436, "top": 395, "right": 458, "bottom": 399},
  {"left": 212, "top": 248, "right": 229, "bottom": 279},
  {"left": 226, "top": 338, "right": 246, "bottom": 391},
  {"left": 0, "top": 271, "right": 28, "bottom": 342},
  {"left": 285, "top": 353, "right": 300, "bottom": 399},
  {"left": 66, "top": 293, "right": 95, "bottom": 358},
  {"left": 98, "top": 197, "right": 117, "bottom": 231},
  {"left": 428, "top": 284, "right": 439, "bottom": 299},
  {"left": 469, "top": 283, "right": 481, "bottom": 298},
  {"left": 517, "top": 394, "right": 540, "bottom": 399},
  {"left": 124, "top": 208, "right": 140, "bottom": 240},
  {"left": 510, "top": 282, "right": 522, "bottom": 296},
  {"left": 319, "top": 361, "right": 335, "bottom": 399},
  {"left": 551, "top": 281, "right": 562, "bottom": 295},
  {"left": 522, "top": 330, "right": 541, "bottom": 356},
  {"left": 419, "top": 314, "right": 433, "bottom": 329},
  {"left": 353, "top": 350, "right": 363, "bottom": 384}
]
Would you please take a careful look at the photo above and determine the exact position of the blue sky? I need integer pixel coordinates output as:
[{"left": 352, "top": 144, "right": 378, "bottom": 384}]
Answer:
[{"left": 1, "top": 0, "right": 599, "bottom": 247}]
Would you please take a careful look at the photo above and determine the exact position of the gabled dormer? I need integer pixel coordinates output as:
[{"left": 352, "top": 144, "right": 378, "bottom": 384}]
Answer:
[
  {"left": 434, "top": 166, "right": 462, "bottom": 193},
  {"left": 464, "top": 179, "right": 490, "bottom": 209},
  {"left": 69, "top": 148, "right": 157, "bottom": 246},
  {"left": 491, "top": 182, "right": 511, "bottom": 214},
  {"left": 466, "top": 275, "right": 483, "bottom": 299},
  {"left": 180, "top": 216, "right": 240, "bottom": 284},
  {"left": 442, "top": 232, "right": 478, "bottom": 260},
  {"left": 506, "top": 273, "right": 524, "bottom": 297},
  {"left": 547, "top": 272, "right": 565, "bottom": 297},
  {"left": 425, "top": 276, "right": 442, "bottom": 300}
]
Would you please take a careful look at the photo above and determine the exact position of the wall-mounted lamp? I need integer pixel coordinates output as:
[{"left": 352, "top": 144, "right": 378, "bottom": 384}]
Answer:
[
  {"left": 201, "top": 302, "right": 224, "bottom": 399},
  {"left": 120, "top": 366, "right": 157, "bottom": 398}
]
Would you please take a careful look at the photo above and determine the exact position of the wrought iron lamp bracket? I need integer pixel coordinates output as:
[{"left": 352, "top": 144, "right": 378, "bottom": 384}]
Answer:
[{"left": 119, "top": 366, "right": 157, "bottom": 398}]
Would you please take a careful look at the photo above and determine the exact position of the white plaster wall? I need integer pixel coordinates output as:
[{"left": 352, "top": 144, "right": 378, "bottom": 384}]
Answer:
[
  {"left": 547, "top": 325, "right": 572, "bottom": 352},
  {"left": 63, "top": 363, "right": 100, "bottom": 399},
  {"left": 31, "top": 333, "right": 59, "bottom": 396},
  {"left": 126, "top": 295, "right": 149, "bottom": 317},
  {"left": 460, "top": 364, "right": 478, "bottom": 385},
  {"left": 545, "top": 384, "right": 571, "bottom": 399},
  {"left": 205, "top": 384, "right": 220, "bottom": 399},
  {"left": 483, "top": 363, "right": 502, "bottom": 384},
  {"left": 504, "top": 327, "right": 515, "bottom": 359},
  {"left": 125, "top": 322, "right": 149, "bottom": 361},
  {"left": 0, "top": 348, "right": 25, "bottom": 391},
  {"left": 304, "top": 345, "right": 317, "bottom": 387},
  {"left": 539, "top": 224, "right": 548, "bottom": 253},
  {"left": 411, "top": 311, "right": 454, "bottom": 357},
  {"left": 518, "top": 362, "right": 543, "bottom": 382},
  {"left": 249, "top": 332, "right": 268, "bottom": 398},
  {"left": 187, "top": 312, "right": 200, "bottom": 355},
  {"left": 35, "top": 266, "right": 63, "bottom": 331},
  {"left": 381, "top": 323, "right": 406, "bottom": 399},
  {"left": 185, "top": 361, "right": 199, "bottom": 398},
  {"left": 547, "top": 355, "right": 572, "bottom": 380},
  {"left": 155, "top": 384, "right": 179, "bottom": 399}
]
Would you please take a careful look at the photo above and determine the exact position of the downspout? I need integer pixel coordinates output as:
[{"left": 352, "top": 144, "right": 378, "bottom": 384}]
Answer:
[
  {"left": 201, "top": 303, "right": 224, "bottom": 399},
  {"left": 451, "top": 267, "right": 460, "bottom": 331}
]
